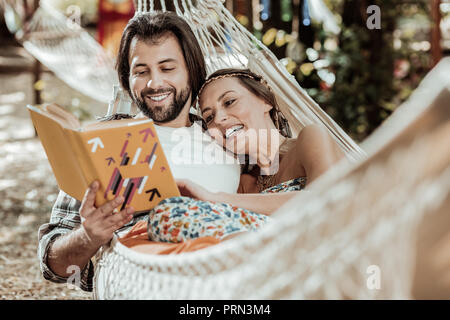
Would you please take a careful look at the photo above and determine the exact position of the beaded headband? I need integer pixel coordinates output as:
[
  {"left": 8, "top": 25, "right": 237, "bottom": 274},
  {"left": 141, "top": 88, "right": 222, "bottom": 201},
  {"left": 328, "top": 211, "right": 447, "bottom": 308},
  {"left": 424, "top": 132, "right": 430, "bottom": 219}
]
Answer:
[{"left": 198, "top": 72, "right": 270, "bottom": 98}]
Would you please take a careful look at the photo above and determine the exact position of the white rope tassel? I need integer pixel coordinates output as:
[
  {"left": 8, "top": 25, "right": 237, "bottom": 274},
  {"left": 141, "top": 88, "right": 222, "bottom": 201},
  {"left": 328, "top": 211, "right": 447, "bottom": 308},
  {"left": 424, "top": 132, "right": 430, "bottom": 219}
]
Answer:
[
  {"left": 143, "top": 0, "right": 147, "bottom": 13},
  {"left": 173, "top": 0, "right": 183, "bottom": 17},
  {"left": 150, "top": 0, "right": 154, "bottom": 12},
  {"left": 161, "top": 0, "right": 166, "bottom": 12},
  {"left": 137, "top": 0, "right": 142, "bottom": 13}
]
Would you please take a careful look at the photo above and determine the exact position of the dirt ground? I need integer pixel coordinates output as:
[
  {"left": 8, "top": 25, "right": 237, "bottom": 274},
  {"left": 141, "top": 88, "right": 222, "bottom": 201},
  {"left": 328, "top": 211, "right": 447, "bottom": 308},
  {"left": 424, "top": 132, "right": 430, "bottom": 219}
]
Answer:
[
  {"left": 0, "top": 138, "right": 91, "bottom": 299},
  {"left": 0, "top": 50, "right": 107, "bottom": 299}
]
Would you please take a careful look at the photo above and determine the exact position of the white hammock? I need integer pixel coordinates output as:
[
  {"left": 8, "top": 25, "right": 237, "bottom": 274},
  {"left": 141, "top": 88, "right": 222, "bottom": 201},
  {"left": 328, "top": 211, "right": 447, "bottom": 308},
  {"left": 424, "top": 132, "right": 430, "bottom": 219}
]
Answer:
[
  {"left": 15, "top": 1, "right": 118, "bottom": 103},
  {"left": 93, "top": 57, "right": 450, "bottom": 303},
  {"left": 10, "top": 0, "right": 365, "bottom": 161}
]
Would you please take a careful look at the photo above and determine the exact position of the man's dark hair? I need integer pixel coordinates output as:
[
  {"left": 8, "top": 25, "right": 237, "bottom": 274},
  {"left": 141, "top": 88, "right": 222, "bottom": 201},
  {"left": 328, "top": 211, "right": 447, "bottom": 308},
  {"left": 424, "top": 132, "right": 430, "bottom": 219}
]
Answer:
[{"left": 116, "top": 12, "right": 206, "bottom": 103}]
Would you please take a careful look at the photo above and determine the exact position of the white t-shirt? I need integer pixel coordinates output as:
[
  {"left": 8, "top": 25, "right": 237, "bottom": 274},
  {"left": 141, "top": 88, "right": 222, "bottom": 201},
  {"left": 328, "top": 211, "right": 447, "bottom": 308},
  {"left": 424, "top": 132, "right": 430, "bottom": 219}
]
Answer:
[{"left": 154, "top": 122, "right": 241, "bottom": 194}]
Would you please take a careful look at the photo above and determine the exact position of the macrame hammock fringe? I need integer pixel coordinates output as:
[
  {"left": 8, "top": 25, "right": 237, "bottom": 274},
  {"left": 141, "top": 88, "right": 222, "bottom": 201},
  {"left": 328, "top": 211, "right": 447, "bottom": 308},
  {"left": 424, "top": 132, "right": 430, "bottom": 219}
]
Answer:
[{"left": 10, "top": 0, "right": 450, "bottom": 298}]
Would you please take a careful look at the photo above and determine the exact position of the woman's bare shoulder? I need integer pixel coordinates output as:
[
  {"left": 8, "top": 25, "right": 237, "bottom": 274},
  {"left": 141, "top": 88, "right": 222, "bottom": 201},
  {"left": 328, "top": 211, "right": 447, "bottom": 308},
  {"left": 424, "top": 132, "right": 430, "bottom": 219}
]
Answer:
[
  {"left": 278, "top": 125, "right": 330, "bottom": 178},
  {"left": 296, "top": 124, "right": 331, "bottom": 144},
  {"left": 291, "top": 124, "right": 336, "bottom": 157}
]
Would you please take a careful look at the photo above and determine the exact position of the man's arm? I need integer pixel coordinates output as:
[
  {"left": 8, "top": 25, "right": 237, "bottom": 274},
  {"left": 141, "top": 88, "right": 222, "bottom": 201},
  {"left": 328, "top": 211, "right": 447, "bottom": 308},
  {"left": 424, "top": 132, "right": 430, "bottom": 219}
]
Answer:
[
  {"left": 46, "top": 227, "right": 105, "bottom": 279},
  {"left": 38, "top": 190, "right": 92, "bottom": 290},
  {"left": 38, "top": 181, "right": 134, "bottom": 290},
  {"left": 209, "top": 191, "right": 299, "bottom": 216}
]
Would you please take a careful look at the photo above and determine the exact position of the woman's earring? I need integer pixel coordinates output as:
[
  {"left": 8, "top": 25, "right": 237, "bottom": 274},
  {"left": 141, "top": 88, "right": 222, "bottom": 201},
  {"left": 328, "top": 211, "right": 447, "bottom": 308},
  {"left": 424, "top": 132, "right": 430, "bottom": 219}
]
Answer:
[
  {"left": 273, "top": 110, "right": 280, "bottom": 129},
  {"left": 278, "top": 111, "right": 292, "bottom": 138},
  {"left": 261, "top": 79, "right": 273, "bottom": 93},
  {"left": 146, "top": 80, "right": 152, "bottom": 88}
]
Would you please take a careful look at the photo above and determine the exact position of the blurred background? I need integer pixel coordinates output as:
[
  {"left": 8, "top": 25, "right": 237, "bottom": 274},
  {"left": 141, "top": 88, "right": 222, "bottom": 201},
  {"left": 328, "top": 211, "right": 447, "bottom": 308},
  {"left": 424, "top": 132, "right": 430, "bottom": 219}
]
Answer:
[
  {"left": 1, "top": 0, "right": 449, "bottom": 140},
  {"left": 0, "top": 0, "right": 448, "bottom": 299}
]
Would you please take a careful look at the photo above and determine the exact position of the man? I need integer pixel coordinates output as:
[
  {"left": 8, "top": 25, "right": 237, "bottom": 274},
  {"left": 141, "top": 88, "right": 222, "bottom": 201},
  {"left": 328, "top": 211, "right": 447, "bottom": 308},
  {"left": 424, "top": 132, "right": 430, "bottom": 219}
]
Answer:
[{"left": 38, "top": 12, "right": 240, "bottom": 292}]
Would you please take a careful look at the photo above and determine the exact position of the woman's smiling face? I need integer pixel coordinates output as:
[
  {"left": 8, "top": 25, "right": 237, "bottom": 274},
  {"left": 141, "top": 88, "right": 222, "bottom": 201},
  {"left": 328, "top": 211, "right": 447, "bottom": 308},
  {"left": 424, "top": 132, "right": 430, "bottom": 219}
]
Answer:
[{"left": 199, "top": 77, "right": 273, "bottom": 155}]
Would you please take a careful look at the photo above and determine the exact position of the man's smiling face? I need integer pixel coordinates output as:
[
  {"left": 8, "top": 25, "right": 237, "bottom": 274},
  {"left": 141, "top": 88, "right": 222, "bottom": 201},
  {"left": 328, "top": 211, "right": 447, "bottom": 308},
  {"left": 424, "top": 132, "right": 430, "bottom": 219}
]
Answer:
[{"left": 128, "top": 33, "right": 191, "bottom": 124}]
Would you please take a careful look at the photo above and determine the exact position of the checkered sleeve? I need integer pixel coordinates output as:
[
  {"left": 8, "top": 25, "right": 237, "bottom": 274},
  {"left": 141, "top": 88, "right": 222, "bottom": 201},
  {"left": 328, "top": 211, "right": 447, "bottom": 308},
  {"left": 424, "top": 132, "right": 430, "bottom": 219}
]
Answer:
[{"left": 37, "top": 189, "right": 95, "bottom": 292}]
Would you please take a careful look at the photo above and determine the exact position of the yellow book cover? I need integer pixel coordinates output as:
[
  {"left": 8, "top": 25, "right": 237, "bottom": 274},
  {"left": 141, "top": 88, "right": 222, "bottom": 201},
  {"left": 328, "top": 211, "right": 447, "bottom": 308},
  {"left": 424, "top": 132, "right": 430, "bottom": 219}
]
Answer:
[{"left": 27, "top": 103, "right": 180, "bottom": 215}]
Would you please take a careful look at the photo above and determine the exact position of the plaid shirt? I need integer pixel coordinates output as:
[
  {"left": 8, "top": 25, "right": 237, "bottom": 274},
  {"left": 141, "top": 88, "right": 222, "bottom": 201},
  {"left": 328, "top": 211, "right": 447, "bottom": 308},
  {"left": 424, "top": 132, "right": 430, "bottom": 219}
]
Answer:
[{"left": 37, "top": 190, "right": 148, "bottom": 292}]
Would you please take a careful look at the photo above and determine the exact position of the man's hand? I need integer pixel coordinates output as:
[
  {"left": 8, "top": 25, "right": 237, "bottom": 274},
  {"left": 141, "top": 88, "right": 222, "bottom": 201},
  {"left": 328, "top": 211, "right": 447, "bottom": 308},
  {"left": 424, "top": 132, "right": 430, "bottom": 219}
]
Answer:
[{"left": 79, "top": 181, "right": 134, "bottom": 248}]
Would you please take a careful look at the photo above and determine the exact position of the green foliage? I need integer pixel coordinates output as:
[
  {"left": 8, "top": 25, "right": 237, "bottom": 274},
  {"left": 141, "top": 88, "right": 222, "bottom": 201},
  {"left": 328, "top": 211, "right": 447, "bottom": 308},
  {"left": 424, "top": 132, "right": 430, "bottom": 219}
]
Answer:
[
  {"left": 324, "top": 26, "right": 395, "bottom": 140},
  {"left": 297, "top": 0, "right": 432, "bottom": 141}
]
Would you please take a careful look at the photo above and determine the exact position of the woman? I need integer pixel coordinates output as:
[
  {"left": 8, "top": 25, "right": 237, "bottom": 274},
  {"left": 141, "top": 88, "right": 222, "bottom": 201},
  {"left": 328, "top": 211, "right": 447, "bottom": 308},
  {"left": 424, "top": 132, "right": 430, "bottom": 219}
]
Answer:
[{"left": 148, "top": 69, "right": 344, "bottom": 242}]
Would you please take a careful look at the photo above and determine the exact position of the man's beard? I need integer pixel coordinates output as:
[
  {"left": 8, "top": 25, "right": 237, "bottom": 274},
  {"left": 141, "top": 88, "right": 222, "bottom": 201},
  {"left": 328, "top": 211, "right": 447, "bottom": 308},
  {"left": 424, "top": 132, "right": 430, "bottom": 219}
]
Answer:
[{"left": 134, "top": 85, "right": 191, "bottom": 123}]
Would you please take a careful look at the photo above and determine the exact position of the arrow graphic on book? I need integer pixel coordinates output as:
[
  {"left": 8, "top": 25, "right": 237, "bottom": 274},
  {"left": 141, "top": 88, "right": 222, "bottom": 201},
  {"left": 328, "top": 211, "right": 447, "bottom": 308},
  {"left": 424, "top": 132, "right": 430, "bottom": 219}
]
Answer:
[
  {"left": 105, "top": 157, "right": 115, "bottom": 166},
  {"left": 87, "top": 137, "right": 104, "bottom": 153},
  {"left": 146, "top": 188, "right": 161, "bottom": 202},
  {"left": 139, "top": 128, "right": 154, "bottom": 143}
]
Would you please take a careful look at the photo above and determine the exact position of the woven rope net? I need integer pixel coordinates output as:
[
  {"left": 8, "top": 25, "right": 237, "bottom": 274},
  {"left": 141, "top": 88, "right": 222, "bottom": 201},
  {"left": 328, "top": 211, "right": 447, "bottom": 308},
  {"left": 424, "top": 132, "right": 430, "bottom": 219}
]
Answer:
[
  {"left": 12, "top": 0, "right": 364, "bottom": 160},
  {"left": 94, "top": 58, "right": 450, "bottom": 299},
  {"left": 17, "top": 1, "right": 118, "bottom": 103}
]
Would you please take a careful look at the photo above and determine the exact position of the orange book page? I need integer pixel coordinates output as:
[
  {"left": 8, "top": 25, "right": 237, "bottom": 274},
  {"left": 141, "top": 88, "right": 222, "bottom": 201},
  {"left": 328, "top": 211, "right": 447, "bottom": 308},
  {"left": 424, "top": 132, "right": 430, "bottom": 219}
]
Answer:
[
  {"left": 77, "top": 119, "right": 180, "bottom": 215},
  {"left": 28, "top": 105, "right": 87, "bottom": 199}
]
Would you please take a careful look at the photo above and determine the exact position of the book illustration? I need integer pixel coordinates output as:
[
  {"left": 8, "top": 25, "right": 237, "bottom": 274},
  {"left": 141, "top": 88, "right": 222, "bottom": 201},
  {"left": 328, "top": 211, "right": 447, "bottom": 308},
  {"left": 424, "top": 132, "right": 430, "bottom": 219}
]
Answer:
[
  {"left": 139, "top": 127, "right": 154, "bottom": 142},
  {"left": 104, "top": 168, "right": 153, "bottom": 211},
  {"left": 146, "top": 188, "right": 161, "bottom": 202},
  {"left": 88, "top": 137, "right": 105, "bottom": 152},
  {"left": 118, "top": 135, "right": 158, "bottom": 168},
  {"left": 106, "top": 157, "right": 115, "bottom": 165},
  {"left": 27, "top": 103, "right": 180, "bottom": 214},
  {"left": 81, "top": 123, "right": 178, "bottom": 213}
]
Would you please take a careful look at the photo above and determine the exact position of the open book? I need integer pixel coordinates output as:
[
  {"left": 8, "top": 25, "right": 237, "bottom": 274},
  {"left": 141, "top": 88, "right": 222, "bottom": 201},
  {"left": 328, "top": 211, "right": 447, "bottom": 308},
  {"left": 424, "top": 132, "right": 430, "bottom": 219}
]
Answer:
[{"left": 28, "top": 103, "right": 180, "bottom": 215}]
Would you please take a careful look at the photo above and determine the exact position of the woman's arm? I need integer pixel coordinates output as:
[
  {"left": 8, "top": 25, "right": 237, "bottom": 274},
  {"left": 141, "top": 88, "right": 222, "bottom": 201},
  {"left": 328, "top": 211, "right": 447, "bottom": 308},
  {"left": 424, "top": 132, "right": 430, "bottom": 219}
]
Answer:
[
  {"left": 213, "top": 191, "right": 299, "bottom": 215},
  {"left": 177, "top": 179, "right": 299, "bottom": 215},
  {"left": 176, "top": 125, "right": 342, "bottom": 215}
]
